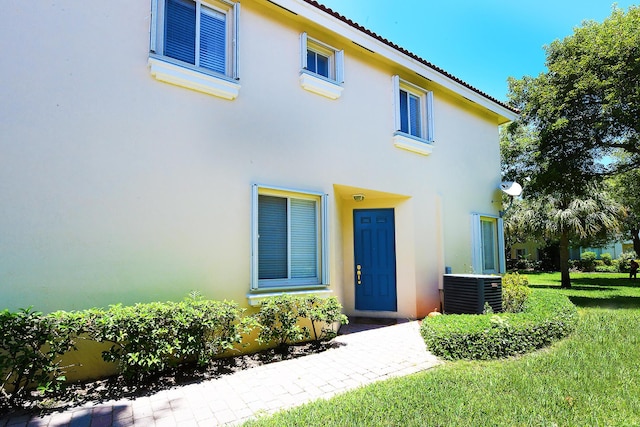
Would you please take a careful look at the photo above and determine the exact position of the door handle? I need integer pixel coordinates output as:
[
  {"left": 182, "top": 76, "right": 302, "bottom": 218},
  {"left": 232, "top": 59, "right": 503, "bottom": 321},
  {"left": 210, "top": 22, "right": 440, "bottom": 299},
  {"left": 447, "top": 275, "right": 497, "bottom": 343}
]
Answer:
[{"left": 356, "top": 264, "right": 362, "bottom": 285}]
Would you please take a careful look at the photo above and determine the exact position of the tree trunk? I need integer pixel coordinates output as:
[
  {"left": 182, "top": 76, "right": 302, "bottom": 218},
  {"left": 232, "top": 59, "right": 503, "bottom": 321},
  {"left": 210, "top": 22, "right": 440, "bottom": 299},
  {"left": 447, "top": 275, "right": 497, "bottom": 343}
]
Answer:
[
  {"left": 559, "top": 231, "right": 571, "bottom": 289},
  {"left": 632, "top": 228, "right": 640, "bottom": 256}
]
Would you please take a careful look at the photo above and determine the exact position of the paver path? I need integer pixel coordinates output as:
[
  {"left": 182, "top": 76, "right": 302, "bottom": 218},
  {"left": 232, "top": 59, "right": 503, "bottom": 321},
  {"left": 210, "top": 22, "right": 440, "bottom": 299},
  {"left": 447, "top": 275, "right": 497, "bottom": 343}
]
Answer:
[{"left": 1, "top": 321, "right": 441, "bottom": 426}]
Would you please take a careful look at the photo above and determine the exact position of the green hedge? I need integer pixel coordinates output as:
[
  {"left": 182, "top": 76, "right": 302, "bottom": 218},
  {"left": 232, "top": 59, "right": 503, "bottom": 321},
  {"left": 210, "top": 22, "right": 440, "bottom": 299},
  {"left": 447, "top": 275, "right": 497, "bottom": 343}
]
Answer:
[
  {"left": 84, "top": 296, "right": 247, "bottom": 381},
  {"left": 420, "top": 290, "right": 578, "bottom": 360},
  {"left": 0, "top": 308, "right": 81, "bottom": 404},
  {"left": 1, "top": 294, "right": 347, "bottom": 407}
]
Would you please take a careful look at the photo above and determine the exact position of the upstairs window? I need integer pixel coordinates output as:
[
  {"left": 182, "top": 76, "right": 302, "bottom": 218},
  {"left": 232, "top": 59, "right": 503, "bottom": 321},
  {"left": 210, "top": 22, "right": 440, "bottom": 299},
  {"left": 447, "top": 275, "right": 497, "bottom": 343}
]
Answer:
[
  {"left": 392, "top": 76, "right": 434, "bottom": 155},
  {"left": 299, "top": 33, "right": 344, "bottom": 99},
  {"left": 399, "top": 89, "right": 423, "bottom": 137},
  {"left": 307, "top": 46, "right": 330, "bottom": 78},
  {"left": 301, "top": 33, "right": 343, "bottom": 82},
  {"left": 164, "top": 0, "right": 228, "bottom": 74},
  {"left": 149, "top": 0, "right": 240, "bottom": 99}
]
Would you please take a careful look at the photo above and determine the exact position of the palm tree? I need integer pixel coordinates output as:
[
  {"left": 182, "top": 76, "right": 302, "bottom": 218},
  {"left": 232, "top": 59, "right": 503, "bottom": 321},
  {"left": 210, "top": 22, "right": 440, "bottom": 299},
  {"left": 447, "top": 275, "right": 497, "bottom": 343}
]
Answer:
[{"left": 506, "top": 190, "right": 625, "bottom": 288}]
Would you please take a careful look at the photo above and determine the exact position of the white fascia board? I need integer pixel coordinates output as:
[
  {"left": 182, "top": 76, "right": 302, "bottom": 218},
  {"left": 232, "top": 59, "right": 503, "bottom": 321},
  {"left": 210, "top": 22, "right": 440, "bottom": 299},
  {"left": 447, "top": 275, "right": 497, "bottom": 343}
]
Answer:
[{"left": 274, "top": 0, "right": 518, "bottom": 123}]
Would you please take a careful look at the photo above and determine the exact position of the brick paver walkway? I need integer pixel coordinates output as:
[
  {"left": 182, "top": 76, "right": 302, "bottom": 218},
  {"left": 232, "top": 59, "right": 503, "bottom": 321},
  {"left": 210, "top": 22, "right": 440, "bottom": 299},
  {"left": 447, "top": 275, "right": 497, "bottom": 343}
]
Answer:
[{"left": 1, "top": 321, "right": 440, "bottom": 426}]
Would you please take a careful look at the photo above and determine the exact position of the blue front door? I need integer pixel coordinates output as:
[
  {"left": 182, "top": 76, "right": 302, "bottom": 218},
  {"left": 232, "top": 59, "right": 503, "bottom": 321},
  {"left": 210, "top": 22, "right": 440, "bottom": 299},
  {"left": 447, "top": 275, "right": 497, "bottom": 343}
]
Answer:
[{"left": 353, "top": 209, "right": 397, "bottom": 311}]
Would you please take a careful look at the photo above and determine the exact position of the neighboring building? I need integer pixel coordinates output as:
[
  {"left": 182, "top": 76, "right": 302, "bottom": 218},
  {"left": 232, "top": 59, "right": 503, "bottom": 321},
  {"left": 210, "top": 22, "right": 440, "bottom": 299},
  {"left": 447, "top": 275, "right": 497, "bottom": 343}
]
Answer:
[
  {"left": 510, "top": 239, "right": 636, "bottom": 264},
  {"left": 568, "top": 243, "right": 629, "bottom": 260},
  {"left": 0, "top": 0, "right": 517, "bottom": 319}
]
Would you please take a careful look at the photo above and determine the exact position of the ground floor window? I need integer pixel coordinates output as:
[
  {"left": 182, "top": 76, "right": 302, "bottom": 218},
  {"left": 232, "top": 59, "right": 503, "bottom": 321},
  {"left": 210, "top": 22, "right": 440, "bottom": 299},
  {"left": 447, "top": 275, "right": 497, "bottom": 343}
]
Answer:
[
  {"left": 471, "top": 214, "right": 505, "bottom": 274},
  {"left": 251, "top": 185, "right": 328, "bottom": 290}
]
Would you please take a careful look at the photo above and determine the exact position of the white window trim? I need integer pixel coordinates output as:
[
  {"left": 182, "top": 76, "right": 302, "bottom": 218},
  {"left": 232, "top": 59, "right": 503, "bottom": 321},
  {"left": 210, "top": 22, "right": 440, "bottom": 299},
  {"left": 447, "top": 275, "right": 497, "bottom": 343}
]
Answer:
[
  {"left": 392, "top": 75, "right": 434, "bottom": 154},
  {"left": 471, "top": 213, "right": 505, "bottom": 274},
  {"left": 299, "top": 32, "right": 344, "bottom": 99},
  {"left": 250, "top": 184, "right": 330, "bottom": 292},
  {"left": 392, "top": 133, "right": 434, "bottom": 156},
  {"left": 148, "top": 56, "right": 240, "bottom": 99},
  {"left": 149, "top": 0, "right": 240, "bottom": 99},
  {"left": 299, "top": 73, "right": 344, "bottom": 100}
]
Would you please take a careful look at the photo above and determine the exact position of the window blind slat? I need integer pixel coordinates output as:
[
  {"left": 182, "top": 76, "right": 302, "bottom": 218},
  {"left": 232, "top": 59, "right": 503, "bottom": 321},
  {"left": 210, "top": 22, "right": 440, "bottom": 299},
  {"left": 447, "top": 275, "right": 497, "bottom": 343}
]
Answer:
[
  {"left": 399, "top": 89, "right": 409, "bottom": 133},
  {"left": 199, "top": 8, "right": 226, "bottom": 73},
  {"left": 165, "top": 0, "right": 196, "bottom": 65},
  {"left": 291, "top": 199, "right": 317, "bottom": 278},
  {"left": 409, "top": 94, "right": 421, "bottom": 137},
  {"left": 258, "top": 196, "right": 288, "bottom": 280}
]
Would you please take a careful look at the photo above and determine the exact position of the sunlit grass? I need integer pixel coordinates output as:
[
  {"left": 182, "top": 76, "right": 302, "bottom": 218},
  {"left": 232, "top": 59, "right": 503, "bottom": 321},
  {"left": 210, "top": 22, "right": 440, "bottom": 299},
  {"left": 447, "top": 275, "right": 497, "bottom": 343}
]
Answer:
[
  {"left": 244, "top": 273, "right": 640, "bottom": 426},
  {"left": 526, "top": 271, "right": 640, "bottom": 309}
]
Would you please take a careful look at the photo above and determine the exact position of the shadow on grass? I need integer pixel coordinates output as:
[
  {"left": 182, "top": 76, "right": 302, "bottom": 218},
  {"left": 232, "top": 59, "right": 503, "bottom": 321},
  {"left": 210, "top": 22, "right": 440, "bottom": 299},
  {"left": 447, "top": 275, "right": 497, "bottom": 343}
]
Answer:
[
  {"left": 567, "top": 277, "right": 638, "bottom": 288},
  {"left": 529, "top": 284, "right": 616, "bottom": 292},
  {"left": 525, "top": 274, "right": 640, "bottom": 309},
  {"left": 567, "top": 295, "right": 640, "bottom": 309}
]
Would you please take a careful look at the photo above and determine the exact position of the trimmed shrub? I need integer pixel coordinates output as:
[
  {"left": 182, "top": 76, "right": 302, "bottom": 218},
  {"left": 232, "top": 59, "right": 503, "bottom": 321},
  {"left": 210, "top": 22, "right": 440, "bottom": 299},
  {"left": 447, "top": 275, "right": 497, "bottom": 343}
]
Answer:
[
  {"left": 420, "top": 289, "right": 578, "bottom": 360},
  {"left": 580, "top": 251, "right": 597, "bottom": 272},
  {"left": 617, "top": 251, "right": 638, "bottom": 273},
  {"left": 301, "top": 296, "right": 349, "bottom": 341},
  {"left": 252, "top": 295, "right": 348, "bottom": 347},
  {"left": 509, "top": 257, "right": 541, "bottom": 271},
  {"left": 1, "top": 308, "right": 82, "bottom": 405},
  {"left": 601, "top": 252, "right": 612, "bottom": 266},
  {"left": 502, "top": 273, "right": 531, "bottom": 313},
  {"left": 595, "top": 264, "right": 618, "bottom": 273},
  {"left": 85, "top": 297, "right": 246, "bottom": 381},
  {"left": 252, "top": 295, "right": 309, "bottom": 347}
]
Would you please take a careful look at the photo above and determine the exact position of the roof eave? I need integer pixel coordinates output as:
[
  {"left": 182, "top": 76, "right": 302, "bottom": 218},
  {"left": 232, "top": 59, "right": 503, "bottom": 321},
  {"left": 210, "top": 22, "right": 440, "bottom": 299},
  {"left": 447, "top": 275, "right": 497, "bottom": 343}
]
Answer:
[{"left": 268, "top": 0, "right": 520, "bottom": 122}]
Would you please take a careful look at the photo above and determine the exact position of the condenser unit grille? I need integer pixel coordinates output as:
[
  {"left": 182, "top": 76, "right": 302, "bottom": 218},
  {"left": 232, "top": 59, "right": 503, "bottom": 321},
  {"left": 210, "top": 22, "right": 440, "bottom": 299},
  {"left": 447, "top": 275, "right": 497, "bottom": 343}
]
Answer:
[{"left": 443, "top": 274, "right": 502, "bottom": 314}]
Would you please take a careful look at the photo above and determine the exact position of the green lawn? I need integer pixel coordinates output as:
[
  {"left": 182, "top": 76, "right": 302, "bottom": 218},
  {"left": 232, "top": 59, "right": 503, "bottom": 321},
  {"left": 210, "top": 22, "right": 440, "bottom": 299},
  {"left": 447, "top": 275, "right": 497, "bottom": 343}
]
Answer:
[
  {"left": 244, "top": 273, "right": 640, "bottom": 426},
  {"left": 526, "top": 271, "right": 640, "bottom": 309}
]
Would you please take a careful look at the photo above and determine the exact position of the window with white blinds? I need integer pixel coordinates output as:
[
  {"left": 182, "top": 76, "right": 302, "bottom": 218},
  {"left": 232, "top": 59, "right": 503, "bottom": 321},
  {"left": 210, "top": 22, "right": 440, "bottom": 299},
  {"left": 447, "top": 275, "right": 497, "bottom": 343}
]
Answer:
[
  {"left": 162, "top": 0, "right": 232, "bottom": 75},
  {"left": 393, "top": 76, "right": 434, "bottom": 143},
  {"left": 252, "top": 185, "right": 329, "bottom": 290},
  {"left": 149, "top": 0, "right": 240, "bottom": 99}
]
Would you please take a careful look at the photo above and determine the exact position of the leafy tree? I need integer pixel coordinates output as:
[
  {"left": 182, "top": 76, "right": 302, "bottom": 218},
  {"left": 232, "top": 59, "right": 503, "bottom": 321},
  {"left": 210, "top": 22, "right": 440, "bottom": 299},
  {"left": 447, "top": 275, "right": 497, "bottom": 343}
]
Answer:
[
  {"left": 608, "top": 167, "right": 640, "bottom": 255},
  {"left": 501, "top": 6, "right": 637, "bottom": 287},
  {"left": 508, "top": 5, "right": 640, "bottom": 183},
  {"left": 500, "top": 124, "right": 538, "bottom": 186}
]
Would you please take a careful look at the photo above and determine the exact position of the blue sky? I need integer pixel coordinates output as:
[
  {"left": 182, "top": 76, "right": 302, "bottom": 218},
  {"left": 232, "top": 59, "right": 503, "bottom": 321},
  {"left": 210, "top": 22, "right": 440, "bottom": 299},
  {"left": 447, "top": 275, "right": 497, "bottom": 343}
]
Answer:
[{"left": 318, "top": 0, "right": 637, "bottom": 102}]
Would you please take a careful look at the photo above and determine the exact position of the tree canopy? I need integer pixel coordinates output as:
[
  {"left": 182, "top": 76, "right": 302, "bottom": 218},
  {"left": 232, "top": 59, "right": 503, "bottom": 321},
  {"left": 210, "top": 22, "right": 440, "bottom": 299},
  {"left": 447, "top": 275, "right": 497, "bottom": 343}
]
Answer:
[
  {"left": 502, "top": 6, "right": 639, "bottom": 287},
  {"left": 608, "top": 166, "right": 640, "bottom": 255},
  {"left": 508, "top": 5, "right": 640, "bottom": 194}
]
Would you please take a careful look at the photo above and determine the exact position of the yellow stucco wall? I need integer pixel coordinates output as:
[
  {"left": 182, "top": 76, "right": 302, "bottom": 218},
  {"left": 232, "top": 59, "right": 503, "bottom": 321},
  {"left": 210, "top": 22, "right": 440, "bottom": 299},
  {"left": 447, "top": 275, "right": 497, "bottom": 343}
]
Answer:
[{"left": 0, "top": 0, "right": 511, "bottom": 325}]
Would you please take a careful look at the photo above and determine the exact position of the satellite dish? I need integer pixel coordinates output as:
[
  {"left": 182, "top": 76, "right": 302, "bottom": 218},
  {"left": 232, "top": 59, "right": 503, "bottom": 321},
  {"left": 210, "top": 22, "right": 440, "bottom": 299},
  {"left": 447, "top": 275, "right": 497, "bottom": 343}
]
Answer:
[{"left": 500, "top": 181, "right": 523, "bottom": 197}]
